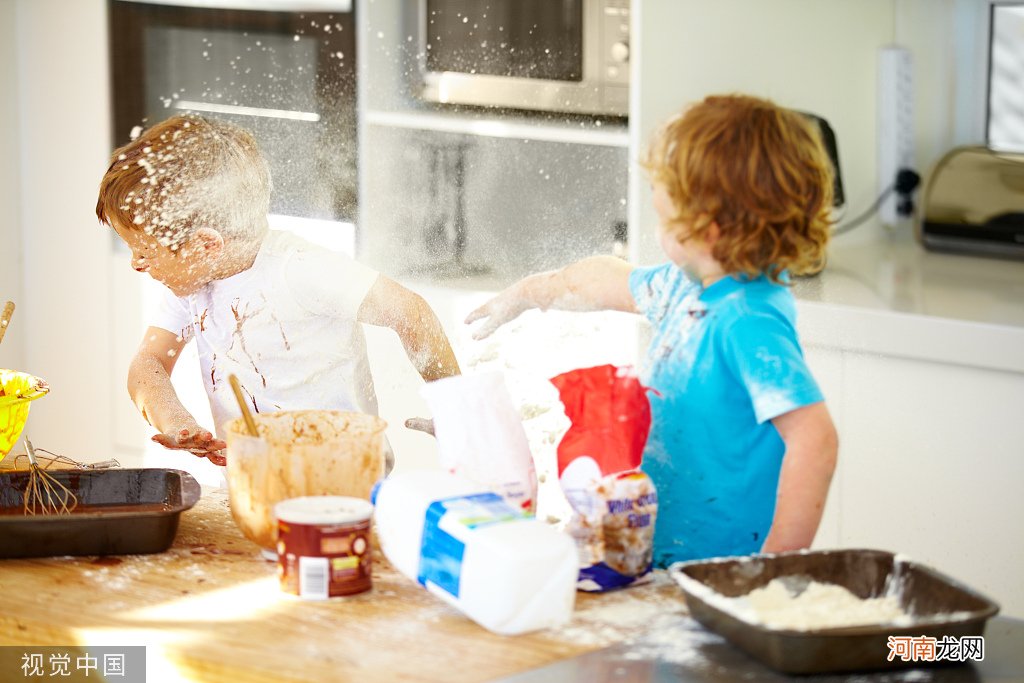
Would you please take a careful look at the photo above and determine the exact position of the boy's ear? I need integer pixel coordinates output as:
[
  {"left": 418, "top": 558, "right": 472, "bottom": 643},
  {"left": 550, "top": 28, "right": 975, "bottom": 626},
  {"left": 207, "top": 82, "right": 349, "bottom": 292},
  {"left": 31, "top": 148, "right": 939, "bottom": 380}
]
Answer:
[
  {"left": 190, "top": 227, "right": 225, "bottom": 255},
  {"left": 705, "top": 221, "right": 722, "bottom": 246}
]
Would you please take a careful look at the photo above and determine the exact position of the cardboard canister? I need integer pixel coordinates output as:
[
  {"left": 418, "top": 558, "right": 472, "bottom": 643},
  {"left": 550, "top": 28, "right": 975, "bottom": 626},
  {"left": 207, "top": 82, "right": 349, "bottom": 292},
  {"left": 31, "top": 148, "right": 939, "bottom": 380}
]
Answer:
[{"left": 275, "top": 496, "right": 374, "bottom": 599}]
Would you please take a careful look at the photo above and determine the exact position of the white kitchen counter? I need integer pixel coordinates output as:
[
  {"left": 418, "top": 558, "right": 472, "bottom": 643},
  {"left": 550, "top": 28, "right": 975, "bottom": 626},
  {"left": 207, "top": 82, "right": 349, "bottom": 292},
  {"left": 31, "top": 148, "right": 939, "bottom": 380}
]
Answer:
[
  {"left": 794, "top": 231, "right": 1024, "bottom": 374},
  {"left": 398, "top": 229, "right": 1024, "bottom": 375}
]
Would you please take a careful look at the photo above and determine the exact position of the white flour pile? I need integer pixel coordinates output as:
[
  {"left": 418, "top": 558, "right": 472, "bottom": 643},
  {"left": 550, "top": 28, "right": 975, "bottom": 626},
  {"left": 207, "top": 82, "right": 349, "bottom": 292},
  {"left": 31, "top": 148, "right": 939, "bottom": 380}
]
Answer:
[
  {"left": 728, "top": 576, "right": 907, "bottom": 630},
  {"left": 748, "top": 578, "right": 906, "bottom": 629}
]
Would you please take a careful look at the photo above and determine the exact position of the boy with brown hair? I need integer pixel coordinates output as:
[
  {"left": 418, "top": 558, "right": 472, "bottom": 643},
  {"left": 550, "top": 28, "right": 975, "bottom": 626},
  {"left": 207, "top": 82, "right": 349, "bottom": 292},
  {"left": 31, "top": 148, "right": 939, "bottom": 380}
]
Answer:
[
  {"left": 97, "top": 114, "right": 459, "bottom": 466},
  {"left": 467, "top": 94, "right": 838, "bottom": 566}
]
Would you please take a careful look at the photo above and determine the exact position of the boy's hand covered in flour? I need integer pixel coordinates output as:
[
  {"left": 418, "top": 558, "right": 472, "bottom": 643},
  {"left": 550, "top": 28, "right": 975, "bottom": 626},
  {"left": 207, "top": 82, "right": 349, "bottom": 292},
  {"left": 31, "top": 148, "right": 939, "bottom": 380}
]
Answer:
[
  {"left": 467, "top": 259, "right": 636, "bottom": 340},
  {"left": 465, "top": 279, "right": 537, "bottom": 340},
  {"left": 466, "top": 258, "right": 638, "bottom": 339},
  {"left": 151, "top": 420, "right": 227, "bottom": 466}
]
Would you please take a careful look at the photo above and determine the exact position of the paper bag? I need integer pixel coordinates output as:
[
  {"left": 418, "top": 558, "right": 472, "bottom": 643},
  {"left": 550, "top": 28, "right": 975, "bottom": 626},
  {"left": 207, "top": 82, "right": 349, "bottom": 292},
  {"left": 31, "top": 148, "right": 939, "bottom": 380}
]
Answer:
[
  {"left": 551, "top": 364, "right": 657, "bottom": 591},
  {"left": 421, "top": 373, "right": 537, "bottom": 512}
]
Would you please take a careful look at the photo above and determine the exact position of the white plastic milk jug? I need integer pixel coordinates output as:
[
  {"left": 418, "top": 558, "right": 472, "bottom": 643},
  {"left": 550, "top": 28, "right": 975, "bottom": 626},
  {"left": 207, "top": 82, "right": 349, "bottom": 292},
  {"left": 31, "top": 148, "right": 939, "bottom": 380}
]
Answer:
[{"left": 372, "top": 469, "right": 578, "bottom": 635}]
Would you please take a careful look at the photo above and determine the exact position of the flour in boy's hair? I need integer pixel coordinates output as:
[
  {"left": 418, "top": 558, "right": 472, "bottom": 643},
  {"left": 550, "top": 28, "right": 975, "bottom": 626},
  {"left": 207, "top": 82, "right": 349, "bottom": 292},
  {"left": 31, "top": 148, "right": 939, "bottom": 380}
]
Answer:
[{"left": 117, "top": 115, "right": 270, "bottom": 256}]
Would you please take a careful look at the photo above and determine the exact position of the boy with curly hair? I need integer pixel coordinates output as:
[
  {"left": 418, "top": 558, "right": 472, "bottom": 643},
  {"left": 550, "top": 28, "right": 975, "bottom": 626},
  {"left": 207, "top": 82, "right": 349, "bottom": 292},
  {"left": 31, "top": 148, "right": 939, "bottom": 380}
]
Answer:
[
  {"left": 467, "top": 94, "right": 838, "bottom": 566},
  {"left": 97, "top": 114, "right": 459, "bottom": 466}
]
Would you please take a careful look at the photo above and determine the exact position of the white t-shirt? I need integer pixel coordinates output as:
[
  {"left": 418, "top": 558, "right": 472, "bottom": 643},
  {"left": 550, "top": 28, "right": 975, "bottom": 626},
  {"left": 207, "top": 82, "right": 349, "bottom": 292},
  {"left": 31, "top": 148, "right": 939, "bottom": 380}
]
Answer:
[{"left": 149, "top": 229, "right": 380, "bottom": 437}]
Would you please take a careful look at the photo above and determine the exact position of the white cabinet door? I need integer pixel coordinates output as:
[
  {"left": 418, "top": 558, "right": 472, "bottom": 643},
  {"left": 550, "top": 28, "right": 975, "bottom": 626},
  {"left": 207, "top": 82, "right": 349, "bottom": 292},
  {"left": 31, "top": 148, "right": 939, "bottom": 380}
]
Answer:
[{"left": 839, "top": 354, "right": 1024, "bottom": 616}]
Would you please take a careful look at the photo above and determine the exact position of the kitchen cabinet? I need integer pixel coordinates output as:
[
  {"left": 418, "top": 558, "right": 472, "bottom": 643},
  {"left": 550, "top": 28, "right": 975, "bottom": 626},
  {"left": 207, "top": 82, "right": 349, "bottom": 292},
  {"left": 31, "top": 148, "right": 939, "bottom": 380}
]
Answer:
[
  {"left": 806, "top": 345, "right": 1024, "bottom": 615},
  {"left": 798, "top": 237, "right": 1024, "bottom": 618}
]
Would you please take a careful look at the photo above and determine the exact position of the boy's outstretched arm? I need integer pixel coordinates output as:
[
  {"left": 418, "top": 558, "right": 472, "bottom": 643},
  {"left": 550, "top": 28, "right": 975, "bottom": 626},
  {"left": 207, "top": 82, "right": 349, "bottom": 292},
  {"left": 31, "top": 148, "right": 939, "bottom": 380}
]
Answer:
[
  {"left": 465, "top": 255, "right": 637, "bottom": 340},
  {"left": 762, "top": 402, "right": 838, "bottom": 553},
  {"left": 128, "top": 326, "right": 227, "bottom": 465},
  {"left": 357, "top": 276, "right": 461, "bottom": 382}
]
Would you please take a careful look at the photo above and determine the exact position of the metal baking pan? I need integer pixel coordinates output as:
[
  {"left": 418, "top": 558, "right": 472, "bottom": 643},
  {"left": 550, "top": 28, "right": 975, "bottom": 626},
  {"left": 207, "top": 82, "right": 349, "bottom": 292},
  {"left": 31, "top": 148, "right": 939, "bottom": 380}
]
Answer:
[
  {"left": 0, "top": 468, "right": 200, "bottom": 558},
  {"left": 670, "top": 549, "right": 1000, "bottom": 675}
]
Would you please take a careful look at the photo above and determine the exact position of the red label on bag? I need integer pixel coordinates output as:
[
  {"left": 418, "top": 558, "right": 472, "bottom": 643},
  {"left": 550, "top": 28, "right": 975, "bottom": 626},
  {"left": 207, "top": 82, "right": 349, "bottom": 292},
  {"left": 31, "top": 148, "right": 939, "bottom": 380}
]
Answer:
[{"left": 551, "top": 364, "right": 652, "bottom": 477}]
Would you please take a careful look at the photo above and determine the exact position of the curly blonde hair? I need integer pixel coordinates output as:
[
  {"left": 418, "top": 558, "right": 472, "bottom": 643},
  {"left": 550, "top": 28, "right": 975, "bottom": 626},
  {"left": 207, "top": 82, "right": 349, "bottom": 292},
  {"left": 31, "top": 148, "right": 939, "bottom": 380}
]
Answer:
[
  {"left": 96, "top": 114, "right": 271, "bottom": 252},
  {"left": 641, "top": 94, "right": 833, "bottom": 281}
]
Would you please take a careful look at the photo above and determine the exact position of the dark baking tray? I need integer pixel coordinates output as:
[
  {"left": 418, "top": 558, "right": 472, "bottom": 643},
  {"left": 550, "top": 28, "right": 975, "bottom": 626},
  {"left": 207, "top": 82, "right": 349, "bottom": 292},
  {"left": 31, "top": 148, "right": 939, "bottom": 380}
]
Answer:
[
  {"left": 670, "top": 549, "right": 1000, "bottom": 675},
  {"left": 0, "top": 468, "right": 200, "bottom": 558}
]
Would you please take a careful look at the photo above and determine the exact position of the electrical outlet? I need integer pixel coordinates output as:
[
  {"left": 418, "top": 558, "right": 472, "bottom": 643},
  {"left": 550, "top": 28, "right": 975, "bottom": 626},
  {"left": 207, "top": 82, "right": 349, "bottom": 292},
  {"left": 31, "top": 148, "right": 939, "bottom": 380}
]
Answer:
[{"left": 877, "top": 46, "right": 914, "bottom": 227}]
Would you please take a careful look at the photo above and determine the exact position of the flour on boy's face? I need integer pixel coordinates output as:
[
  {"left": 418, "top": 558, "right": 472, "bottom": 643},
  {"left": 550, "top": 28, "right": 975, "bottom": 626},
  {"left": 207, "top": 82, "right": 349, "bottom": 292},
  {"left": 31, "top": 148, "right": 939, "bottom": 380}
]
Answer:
[{"left": 113, "top": 221, "right": 220, "bottom": 297}]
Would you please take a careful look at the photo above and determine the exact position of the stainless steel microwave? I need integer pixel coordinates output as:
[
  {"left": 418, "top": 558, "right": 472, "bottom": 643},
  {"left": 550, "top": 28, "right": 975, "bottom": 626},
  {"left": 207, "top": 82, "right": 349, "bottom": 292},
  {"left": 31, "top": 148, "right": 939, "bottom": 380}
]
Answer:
[{"left": 418, "top": 0, "right": 630, "bottom": 117}]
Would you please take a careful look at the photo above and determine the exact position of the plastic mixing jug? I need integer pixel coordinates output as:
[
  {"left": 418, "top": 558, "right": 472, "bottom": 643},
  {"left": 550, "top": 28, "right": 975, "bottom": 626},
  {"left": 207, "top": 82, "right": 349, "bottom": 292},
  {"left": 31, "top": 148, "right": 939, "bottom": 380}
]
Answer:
[{"left": 224, "top": 410, "right": 386, "bottom": 552}]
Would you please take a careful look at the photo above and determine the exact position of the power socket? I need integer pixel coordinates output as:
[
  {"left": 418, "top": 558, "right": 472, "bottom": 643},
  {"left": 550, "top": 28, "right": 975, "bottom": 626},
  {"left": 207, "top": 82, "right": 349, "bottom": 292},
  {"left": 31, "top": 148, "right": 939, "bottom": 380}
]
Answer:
[{"left": 877, "top": 46, "right": 914, "bottom": 226}]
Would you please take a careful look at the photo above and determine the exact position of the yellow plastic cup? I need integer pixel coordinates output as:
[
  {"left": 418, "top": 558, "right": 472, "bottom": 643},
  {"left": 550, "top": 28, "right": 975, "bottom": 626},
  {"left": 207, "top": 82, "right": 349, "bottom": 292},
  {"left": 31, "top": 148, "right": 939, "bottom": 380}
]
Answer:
[{"left": 0, "top": 370, "right": 49, "bottom": 462}]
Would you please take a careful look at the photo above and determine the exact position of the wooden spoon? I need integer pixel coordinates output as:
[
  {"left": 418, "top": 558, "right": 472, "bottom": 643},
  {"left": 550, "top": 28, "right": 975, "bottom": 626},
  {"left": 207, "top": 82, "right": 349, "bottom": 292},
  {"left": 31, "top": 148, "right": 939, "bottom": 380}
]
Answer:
[
  {"left": 0, "top": 301, "right": 14, "bottom": 345},
  {"left": 228, "top": 374, "right": 259, "bottom": 437}
]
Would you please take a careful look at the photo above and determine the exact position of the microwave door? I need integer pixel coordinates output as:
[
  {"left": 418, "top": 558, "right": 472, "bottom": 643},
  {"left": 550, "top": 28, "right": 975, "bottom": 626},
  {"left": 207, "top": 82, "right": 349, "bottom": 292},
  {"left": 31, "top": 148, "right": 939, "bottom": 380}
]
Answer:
[
  {"left": 419, "top": 0, "right": 624, "bottom": 116},
  {"left": 423, "top": 0, "right": 584, "bottom": 81},
  {"left": 111, "top": 1, "right": 357, "bottom": 222}
]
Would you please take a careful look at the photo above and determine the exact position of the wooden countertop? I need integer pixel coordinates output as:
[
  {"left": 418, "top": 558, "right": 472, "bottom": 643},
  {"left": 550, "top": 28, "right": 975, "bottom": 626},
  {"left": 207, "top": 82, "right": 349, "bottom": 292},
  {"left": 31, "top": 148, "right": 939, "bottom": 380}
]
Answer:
[{"left": 0, "top": 489, "right": 689, "bottom": 683}]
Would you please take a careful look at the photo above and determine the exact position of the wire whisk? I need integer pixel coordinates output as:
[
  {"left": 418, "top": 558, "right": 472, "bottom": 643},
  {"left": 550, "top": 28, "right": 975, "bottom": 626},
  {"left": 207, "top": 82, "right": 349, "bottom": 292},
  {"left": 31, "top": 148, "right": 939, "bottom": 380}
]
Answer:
[
  {"left": 22, "top": 437, "right": 78, "bottom": 515},
  {"left": 10, "top": 448, "right": 119, "bottom": 471}
]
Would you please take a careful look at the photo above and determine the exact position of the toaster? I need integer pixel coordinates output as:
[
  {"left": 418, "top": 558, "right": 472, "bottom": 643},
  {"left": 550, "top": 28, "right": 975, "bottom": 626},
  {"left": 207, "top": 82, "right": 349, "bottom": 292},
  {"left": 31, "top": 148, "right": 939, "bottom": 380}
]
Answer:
[{"left": 918, "top": 145, "right": 1024, "bottom": 259}]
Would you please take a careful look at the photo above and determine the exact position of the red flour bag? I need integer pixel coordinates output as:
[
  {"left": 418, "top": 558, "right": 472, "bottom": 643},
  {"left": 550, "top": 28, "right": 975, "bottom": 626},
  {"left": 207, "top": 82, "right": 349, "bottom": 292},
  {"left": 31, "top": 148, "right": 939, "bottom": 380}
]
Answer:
[{"left": 550, "top": 364, "right": 658, "bottom": 591}]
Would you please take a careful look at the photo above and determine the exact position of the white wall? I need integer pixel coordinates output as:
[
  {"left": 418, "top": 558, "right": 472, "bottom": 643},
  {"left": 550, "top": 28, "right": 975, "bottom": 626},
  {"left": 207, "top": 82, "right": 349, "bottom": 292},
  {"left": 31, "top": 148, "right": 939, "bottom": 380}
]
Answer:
[
  {"left": 15, "top": 0, "right": 116, "bottom": 462},
  {"left": 895, "top": 0, "right": 993, "bottom": 171},
  {"left": 0, "top": 0, "right": 25, "bottom": 371},
  {"left": 631, "top": 0, "right": 897, "bottom": 264}
]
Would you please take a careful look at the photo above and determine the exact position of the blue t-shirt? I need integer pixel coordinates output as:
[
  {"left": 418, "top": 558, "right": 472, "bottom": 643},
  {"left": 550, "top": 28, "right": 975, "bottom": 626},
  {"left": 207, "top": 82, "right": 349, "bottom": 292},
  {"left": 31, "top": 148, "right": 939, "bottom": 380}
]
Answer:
[{"left": 628, "top": 263, "right": 823, "bottom": 567}]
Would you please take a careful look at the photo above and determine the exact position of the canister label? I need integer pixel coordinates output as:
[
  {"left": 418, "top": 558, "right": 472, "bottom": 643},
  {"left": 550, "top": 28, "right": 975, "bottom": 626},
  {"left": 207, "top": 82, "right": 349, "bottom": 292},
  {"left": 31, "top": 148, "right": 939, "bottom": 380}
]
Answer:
[{"left": 277, "top": 518, "right": 372, "bottom": 599}]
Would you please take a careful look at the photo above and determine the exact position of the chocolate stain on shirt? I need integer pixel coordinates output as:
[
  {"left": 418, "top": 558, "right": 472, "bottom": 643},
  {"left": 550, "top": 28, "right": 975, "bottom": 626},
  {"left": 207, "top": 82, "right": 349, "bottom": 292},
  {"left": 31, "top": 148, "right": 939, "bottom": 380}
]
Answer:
[
  {"left": 261, "top": 292, "right": 291, "bottom": 352},
  {"left": 227, "top": 297, "right": 268, "bottom": 389}
]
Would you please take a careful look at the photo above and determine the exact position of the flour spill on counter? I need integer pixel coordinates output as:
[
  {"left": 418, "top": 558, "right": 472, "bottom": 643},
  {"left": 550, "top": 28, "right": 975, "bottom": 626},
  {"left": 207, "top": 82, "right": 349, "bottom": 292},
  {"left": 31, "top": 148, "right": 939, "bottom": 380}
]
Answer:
[
  {"left": 548, "top": 572, "right": 681, "bottom": 644},
  {"left": 545, "top": 571, "right": 732, "bottom": 673}
]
